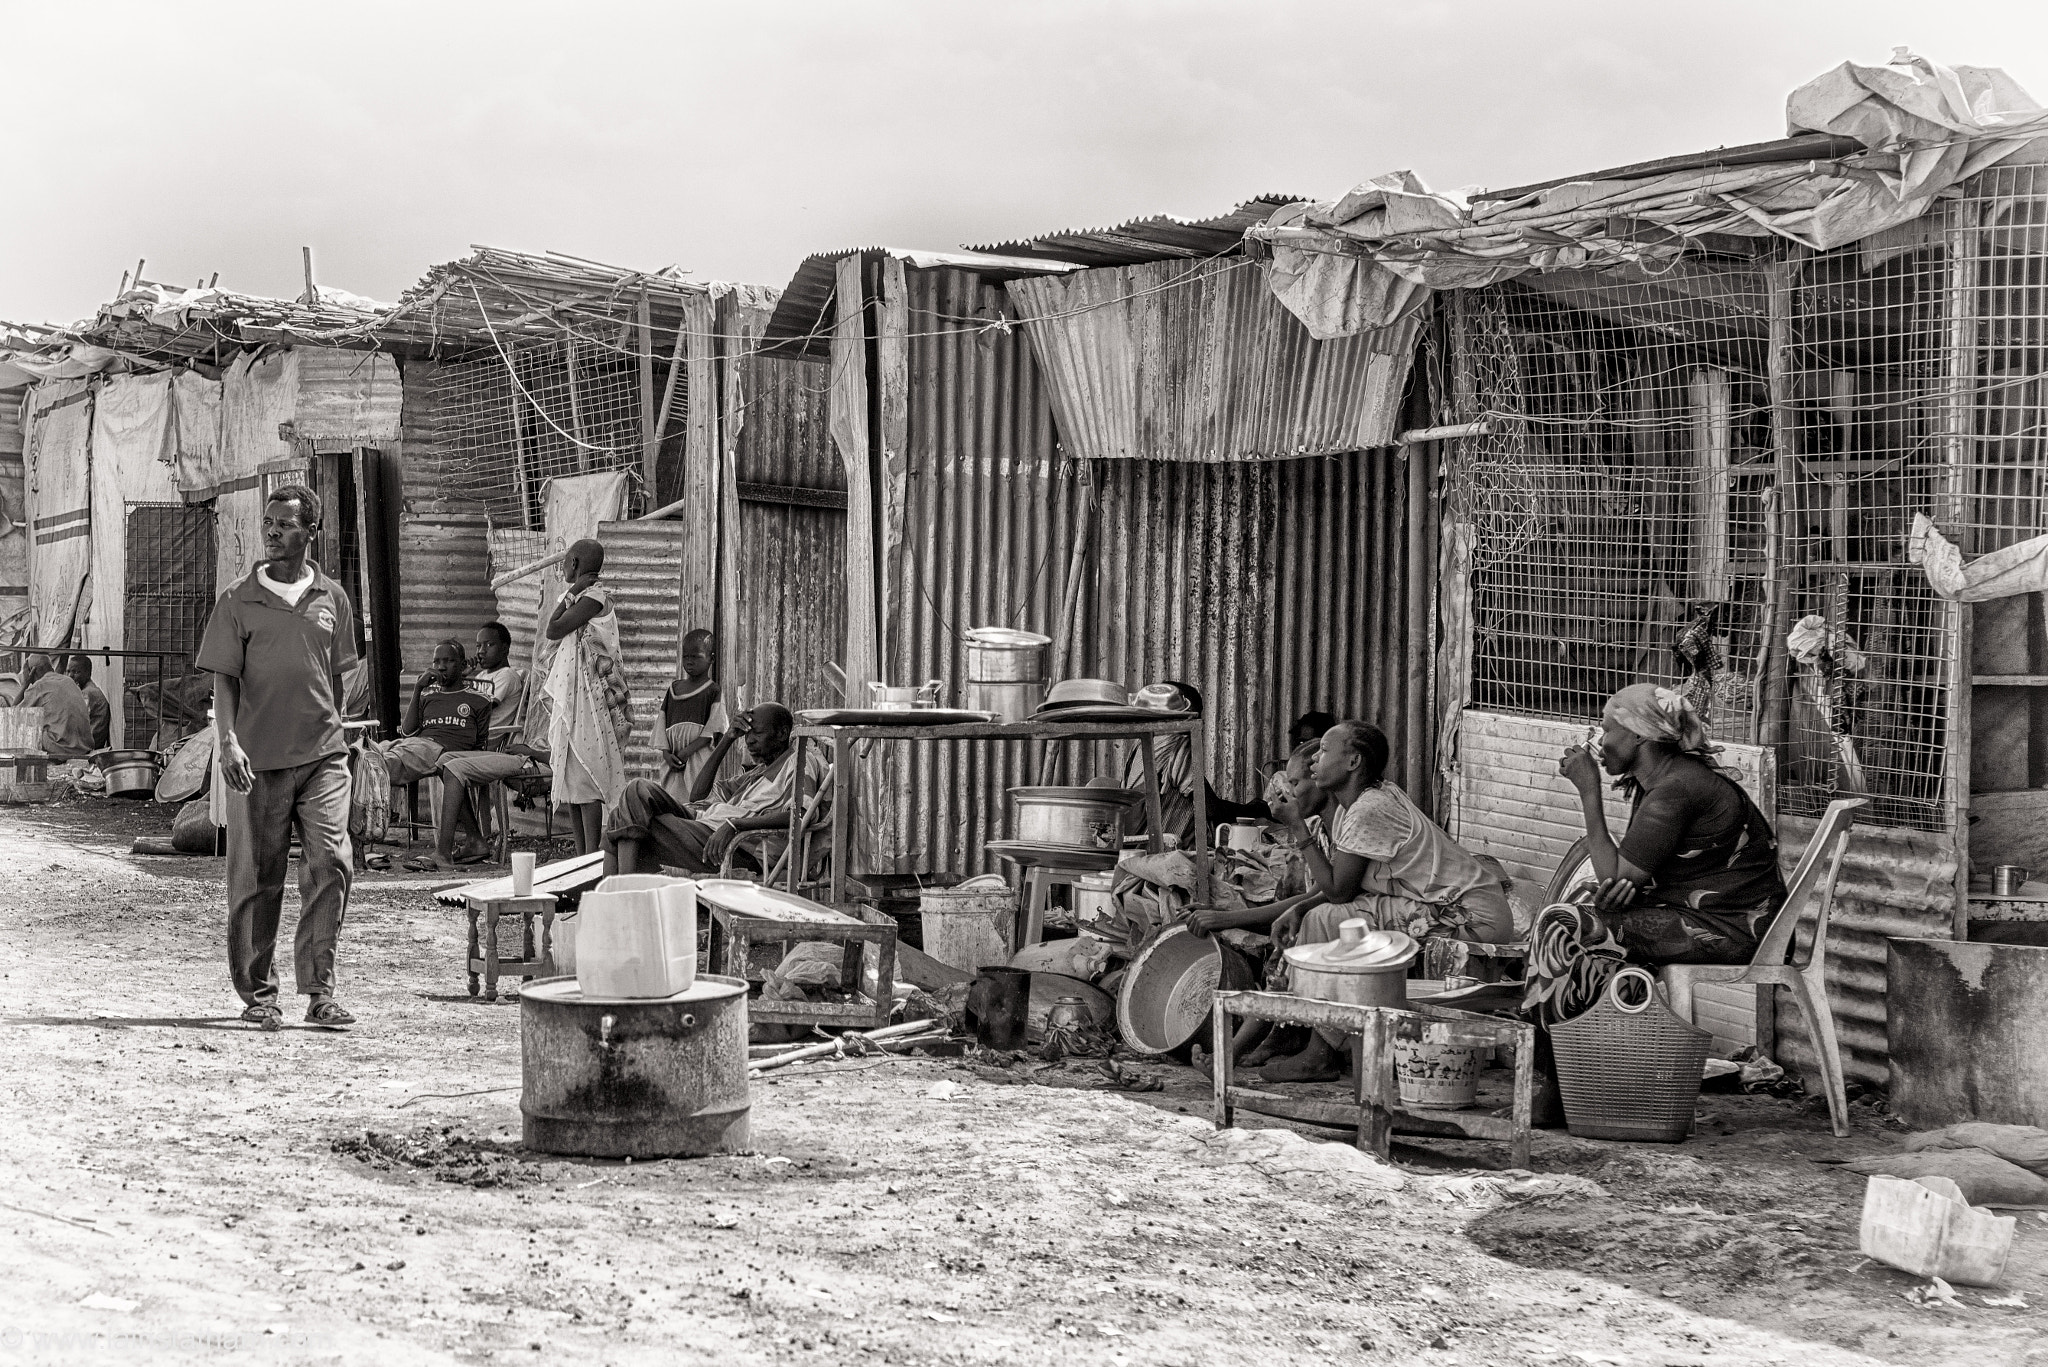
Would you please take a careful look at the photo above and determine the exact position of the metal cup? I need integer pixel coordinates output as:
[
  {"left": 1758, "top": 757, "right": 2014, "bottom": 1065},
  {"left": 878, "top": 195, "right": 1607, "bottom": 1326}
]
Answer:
[{"left": 1993, "top": 864, "right": 2031, "bottom": 897}]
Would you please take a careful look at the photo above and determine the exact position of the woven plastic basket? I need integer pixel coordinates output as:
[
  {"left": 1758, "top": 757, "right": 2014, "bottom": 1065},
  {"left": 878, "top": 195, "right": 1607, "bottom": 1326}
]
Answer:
[{"left": 1550, "top": 966, "right": 1711, "bottom": 1143}]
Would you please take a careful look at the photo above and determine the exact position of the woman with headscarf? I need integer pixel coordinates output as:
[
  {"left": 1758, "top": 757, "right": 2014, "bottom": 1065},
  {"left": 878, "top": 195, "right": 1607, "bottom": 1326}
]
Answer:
[
  {"left": 1558, "top": 682, "right": 1786, "bottom": 965},
  {"left": 543, "top": 538, "right": 632, "bottom": 855},
  {"left": 1117, "top": 680, "right": 1266, "bottom": 846}
]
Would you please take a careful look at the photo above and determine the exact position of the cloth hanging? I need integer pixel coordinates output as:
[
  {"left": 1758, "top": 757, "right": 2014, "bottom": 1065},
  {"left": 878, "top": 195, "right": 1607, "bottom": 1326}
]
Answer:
[
  {"left": 86, "top": 374, "right": 185, "bottom": 745},
  {"left": 210, "top": 351, "right": 300, "bottom": 591},
  {"left": 23, "top": 378, "right": 94, "bottom": 647},
  {"left": 1911, "top": 512, "right": 2048, "bottom": 601}
]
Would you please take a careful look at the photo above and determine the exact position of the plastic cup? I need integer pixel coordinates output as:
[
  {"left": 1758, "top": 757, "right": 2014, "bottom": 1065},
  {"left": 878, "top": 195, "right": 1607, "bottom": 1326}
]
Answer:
[{"left": 512, "top": 851, "right": 537, "bottom": 897}]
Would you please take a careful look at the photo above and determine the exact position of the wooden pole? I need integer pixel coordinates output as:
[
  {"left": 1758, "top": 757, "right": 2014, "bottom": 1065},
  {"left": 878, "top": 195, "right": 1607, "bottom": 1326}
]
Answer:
[
  {"left": 488, "top": 494, "right": 691, "bottom": 589},
  {"left": 638, "top": 287, "right": 658, "bottom": 500},
  {"left": 564, "top": 338, "right": 588, "bottom": 472}
]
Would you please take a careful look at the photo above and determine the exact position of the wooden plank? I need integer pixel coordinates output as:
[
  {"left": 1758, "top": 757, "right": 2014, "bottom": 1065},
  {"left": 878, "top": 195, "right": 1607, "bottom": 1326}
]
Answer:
[
  {"left": 831, "top": 254, "right": 878, "bottom": 707},
  {"left": 678, "top": 293, "right": 721, "bottom": 646},
  {"left": 638, "top": 287, "right": 658, "bottom": 495},
  {"left": 1974, "top": 675, "right": 2048, "bottom": 687},
  {"left": 1225, "top": 1088, "right": 1363, "bottom": 1130},
  {"left": 1966, "top": 790, "right": 2048, "bottom": 876},
  {"left": 1690, "top": 366, "right": 1733, "bottom": 601}
]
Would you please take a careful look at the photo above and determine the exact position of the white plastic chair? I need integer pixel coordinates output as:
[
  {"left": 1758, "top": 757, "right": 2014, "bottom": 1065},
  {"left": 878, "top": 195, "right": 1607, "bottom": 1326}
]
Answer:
[{"left": 1660, "top": 795, "right": 1865, "bottom": 1139}]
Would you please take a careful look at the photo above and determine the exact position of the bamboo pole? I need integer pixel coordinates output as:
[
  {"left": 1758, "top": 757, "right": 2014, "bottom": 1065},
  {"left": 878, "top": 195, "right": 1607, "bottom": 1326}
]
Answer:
[{"left": 488, "top": 493, "right": 692, "bottom": 589}]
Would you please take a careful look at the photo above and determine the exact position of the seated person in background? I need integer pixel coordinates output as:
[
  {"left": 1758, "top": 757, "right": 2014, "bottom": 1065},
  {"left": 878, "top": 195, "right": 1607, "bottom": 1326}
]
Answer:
[
  {"left": 659, "top": 628, "right": 729, "bottom": 804},
  {"left": 470, "top": 622, "right": 526, "bottom": 745},
  {"left": 1264, "top": 720, "right": 1514, "bottom": 1083},
  {"left": 1287, "top": 710, "right": 1337, "bottom": 761},
  {"left": 388, "top": 642, "right": 495, "bottom": 872},
  {"left": 1119, "top": 680, "right": 1267, "bottom": 846},
  {"left": 68, "top": 654, "right": 112, "bottom": 751},
  {"left": 15, "top": 653, "right": 95, "bottom": 760},
  {"left": 605, "top": 703, "right": 823, "bottom": 877},
  {"left": 1559, "top": 682, "right": 1786, "bottom": 966}
]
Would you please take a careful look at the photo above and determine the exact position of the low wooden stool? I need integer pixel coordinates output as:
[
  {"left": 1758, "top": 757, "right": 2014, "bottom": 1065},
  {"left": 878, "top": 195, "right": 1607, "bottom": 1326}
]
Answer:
[
  {"left": 1212, "top": 989, "right": 1536, "bottom": 1168},
  {"left": 703, "top": 892, "right": 897, "bottom": 1031},
  {"left": 465, "top": 891, "right": 558, "bottom": 1001}
]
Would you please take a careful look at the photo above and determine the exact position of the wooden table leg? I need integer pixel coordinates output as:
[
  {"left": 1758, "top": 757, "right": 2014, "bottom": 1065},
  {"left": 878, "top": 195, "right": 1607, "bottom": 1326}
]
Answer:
[
  {"left": 1354, "top": 1010, "right": 1392, "bottom": 1160},
  {"left": 1510, "top": 1023, "right": 1535, "bottom": 1170},
  {"left": 483, "top": 901, "right": 502, "bottom": 1002},
  {"left": 1212, "top": 997, "right": 1236, "bottom": 1130},
  {"left": 1140, "top": 741, "right": 1165, "bottom": 855},
  {"left": 465, "top": 901, "right": 481, "bottom": 997},
  {"left": 540, "top": 901, "right": 556, "bottom": 976},
  {"left": 831, "top": 731, "right": 853, "bottom": 906},
  {"left": 1187, "top": 721, "right": 1211, "bottom": 905},
  {"left": 787, "top": 735, "right": 805, "bottom": 894}
]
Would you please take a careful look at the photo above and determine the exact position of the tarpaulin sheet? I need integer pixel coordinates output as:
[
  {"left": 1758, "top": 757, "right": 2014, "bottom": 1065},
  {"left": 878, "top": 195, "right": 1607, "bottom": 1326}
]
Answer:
[
  {"left": 23, "top": 379, "right": 94, "bottom": 647},
  {"left": 210, "top": 350, "right": 299, "bottom": 590},
  {"left": 1253, "top": 51, "right": 2048, "bottom": 339},
  {"left": 169, "top": 370, "right": 222, "bottom": 495},
  {"left": 1008, "top": 258, "right": 1415, "bottom": 460},
  {"left": 86, "top": 374, "right": 185, "bottom": 743}
]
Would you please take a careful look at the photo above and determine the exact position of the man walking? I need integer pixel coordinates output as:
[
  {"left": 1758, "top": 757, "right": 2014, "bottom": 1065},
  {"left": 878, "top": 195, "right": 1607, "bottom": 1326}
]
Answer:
[{"left": 196, "top": 485, "right": 359, "bottom": 1031}]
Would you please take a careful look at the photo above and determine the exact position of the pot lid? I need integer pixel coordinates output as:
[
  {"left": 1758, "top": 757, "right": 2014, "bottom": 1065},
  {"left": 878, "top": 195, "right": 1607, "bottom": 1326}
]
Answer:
[{"left": 1283, "top": 921, "right": 1418, "bottom": 973}]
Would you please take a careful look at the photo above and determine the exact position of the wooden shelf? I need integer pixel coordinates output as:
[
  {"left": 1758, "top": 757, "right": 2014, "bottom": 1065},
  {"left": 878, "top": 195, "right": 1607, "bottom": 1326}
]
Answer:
[{"left": 1973, "top": 676, "right": 2048, "bottom": 687}]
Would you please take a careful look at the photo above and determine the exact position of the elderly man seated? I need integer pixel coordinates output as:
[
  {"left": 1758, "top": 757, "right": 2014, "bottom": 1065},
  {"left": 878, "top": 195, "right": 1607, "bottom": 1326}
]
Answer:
[
  {"left": 14, "top": 653, "right": 96, "bottom": 760},
  {"left": 604, "top": 703, "right": 824, "bottom": 877}
]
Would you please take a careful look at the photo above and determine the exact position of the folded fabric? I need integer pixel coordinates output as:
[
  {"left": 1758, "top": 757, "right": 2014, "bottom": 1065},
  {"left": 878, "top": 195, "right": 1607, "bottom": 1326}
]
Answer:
[
  {"left": 1911, "top": 512, "right": 2048, "bottom": 602},
  {"left": 1840, "top": 1147, "right": 2048, "bottom": 1207},
  {"left": 1901, "top": 1122, "right": 2048, "bottom": 1178}
]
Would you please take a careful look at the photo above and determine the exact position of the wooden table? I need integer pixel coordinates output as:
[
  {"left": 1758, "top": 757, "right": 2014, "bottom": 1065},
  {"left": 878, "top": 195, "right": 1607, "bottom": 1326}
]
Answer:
[
  {"left": 790, "top": 715, "right": 1213, "bottom": 909},
  {"left": 1212, "top": 989, "right": 1536, "bottom": 1169},
  {"left": 699, "top": 885, "right": 897, "bottom": 1031}
]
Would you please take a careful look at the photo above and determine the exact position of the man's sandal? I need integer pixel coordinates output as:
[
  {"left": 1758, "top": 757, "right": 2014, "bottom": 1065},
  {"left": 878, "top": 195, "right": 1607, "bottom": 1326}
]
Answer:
[
  {"left": 306, "top": 999, "right": 356, "bottom": 1028},
  {"left": 240, "top": 1004, "right": 282, "bottom": 1033}
]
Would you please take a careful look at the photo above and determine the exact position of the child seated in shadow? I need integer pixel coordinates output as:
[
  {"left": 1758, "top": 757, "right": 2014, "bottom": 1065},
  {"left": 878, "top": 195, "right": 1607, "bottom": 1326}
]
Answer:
[{"left": 659, "top": 628, "right": 730, "bottom": 805}]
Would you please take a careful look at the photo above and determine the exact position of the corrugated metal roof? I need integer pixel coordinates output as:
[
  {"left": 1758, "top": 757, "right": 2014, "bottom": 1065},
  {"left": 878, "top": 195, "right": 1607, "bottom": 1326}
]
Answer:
[
  {"left": 967, "top": 194, "right": 1307, "bottom": 269},
  {"left": 397, "top": 511, "right": 496, "bottom": 686},
  {"left": 593, "top": 518, "right": 686, "bottom": 778},
  {"left": 1473, "top": 133, "right": 1861, "bottom": 203},
  {"left": 1009, "top": 257, "right": 1417, "bottom": 462},
  {"left": 759, "top": 248, "right": 1079, "bottom": 361}
]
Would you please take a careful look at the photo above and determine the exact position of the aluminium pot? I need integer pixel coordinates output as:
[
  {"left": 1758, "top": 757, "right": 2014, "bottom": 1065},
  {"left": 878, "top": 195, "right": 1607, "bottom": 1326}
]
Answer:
[
  {"left": 96, "top": 748, "right": 163, "bottom": 801},
  {"left": 1007, "top": 785, "right": 1140, "bottom": 850}
]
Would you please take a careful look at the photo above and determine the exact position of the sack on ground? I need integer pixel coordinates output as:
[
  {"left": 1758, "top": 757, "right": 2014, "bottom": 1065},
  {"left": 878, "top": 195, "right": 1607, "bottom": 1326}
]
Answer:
[
  {"left": 1841, "top": 1147, "right": 2048, "bottom": 1207},
  {"left": 1900, "top": 1123, "right": 2048, "bottom": 1178}
]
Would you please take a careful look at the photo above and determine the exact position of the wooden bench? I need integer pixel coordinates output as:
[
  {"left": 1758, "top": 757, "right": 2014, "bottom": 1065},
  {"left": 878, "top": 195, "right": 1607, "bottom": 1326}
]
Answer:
[
  {"left": 1212, "top": 990, "right": 1536, "bottom": 1169},
  {"left": 700, "top": 886, "right": 898, "bottom": 1031}
]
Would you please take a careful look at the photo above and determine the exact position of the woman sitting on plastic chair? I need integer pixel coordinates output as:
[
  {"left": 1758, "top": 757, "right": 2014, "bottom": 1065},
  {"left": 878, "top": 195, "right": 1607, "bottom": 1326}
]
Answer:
[{"left": 1558, "top": 683, "right": 1787, "bottom": 965}]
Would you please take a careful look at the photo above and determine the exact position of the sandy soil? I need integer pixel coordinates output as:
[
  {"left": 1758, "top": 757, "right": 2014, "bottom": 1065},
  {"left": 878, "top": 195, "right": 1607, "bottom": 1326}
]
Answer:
[{"left": 1, "top": 797, "right": 2044, "bottom": 1366}]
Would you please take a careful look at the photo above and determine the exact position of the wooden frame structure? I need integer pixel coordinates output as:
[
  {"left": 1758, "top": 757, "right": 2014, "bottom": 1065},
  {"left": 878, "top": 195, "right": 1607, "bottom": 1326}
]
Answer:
[
  {"left": 789, "top": 715, "right": 1215, "bottom": 907},
  {"left": 1212, "top": 989, "right": 1536, "bottom": 1168},
  {"left": 703, "top": 893, "right": 898, "bottom": 1031}
]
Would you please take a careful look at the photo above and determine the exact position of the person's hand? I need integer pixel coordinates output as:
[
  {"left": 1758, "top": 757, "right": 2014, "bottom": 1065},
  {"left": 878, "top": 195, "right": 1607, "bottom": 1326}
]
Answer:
[
  {"left": 219, "top": 734, "right": 254, "bottom": 795},
  {"left": 1592, "top": 876, "right": 1640, "bottom": 912},
  {"left": 1559, "top": 743, "right": 1603, "bottom": 794},
  {"left": 1269, "top": 792, "right": 1303, "bottom": 828},
  {"left": 1272, "top": 904, "right": 1306, "bottom": 946},
  {"left": 570, "top": 570, "right": 600, "bottom": 595},
  {"left": 702, "top": 820, "right": 741, "bottom": 867},
  {"left": 1185, "top": 907, "right": 1228, "bottom": 938},
  {"left": 729, "top": 710, "right": 754, "bottom": 736}
]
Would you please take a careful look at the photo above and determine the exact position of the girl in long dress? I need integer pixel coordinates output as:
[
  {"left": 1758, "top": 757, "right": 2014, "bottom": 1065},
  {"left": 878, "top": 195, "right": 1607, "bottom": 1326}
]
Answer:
[{"left": 543, "top": 538, "right": 631, "bottom": 854}]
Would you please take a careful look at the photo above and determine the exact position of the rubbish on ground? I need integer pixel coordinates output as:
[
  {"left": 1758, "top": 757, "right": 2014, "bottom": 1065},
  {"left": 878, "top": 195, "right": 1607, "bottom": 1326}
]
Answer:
[
  {"left": 77, "top": 1293, "right": 137, "bottom": 1313},
  {"left": 1095, "top": 1059, "right": 1162, "bottom": 1092},
  {"left": 1860, "top": 1174, "right": 2016, "bottom": 1286},
  {"left": 1982, "top": 1291, "right": 2027, "bottom": 1307},
  {"left": 750, "top": 1020, "right": 947, "bottom": 1075},
  {"left": 1840, "top": 1148, "right": 2048, "bottom": 1207},
  {"left": 926, "top": 1080, "right": 962, "bottom": 1100},
  {"left": 1902, "top": 1275, "right": 1963, "bottom": 1308},
  {"left": 1900, "top": 1123, "right": 2048, "bottom": 1177}
]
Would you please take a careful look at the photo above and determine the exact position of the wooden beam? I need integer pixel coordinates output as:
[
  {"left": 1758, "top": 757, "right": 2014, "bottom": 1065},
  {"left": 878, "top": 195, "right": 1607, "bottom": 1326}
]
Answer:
[{"left": 638, "top": 286, "right": 658, "bottom": 498}]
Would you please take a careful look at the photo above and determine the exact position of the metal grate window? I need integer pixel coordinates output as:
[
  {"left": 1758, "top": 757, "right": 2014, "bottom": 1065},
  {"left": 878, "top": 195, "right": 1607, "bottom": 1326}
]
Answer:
[{"left": 124, "top": 500, "right": 216, "bottom": 742}]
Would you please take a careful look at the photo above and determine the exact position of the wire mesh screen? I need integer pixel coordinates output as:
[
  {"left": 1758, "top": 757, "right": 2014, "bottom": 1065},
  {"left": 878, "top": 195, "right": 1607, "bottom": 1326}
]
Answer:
[
  {"left": 1453, "top": 264, "right": 1775, "bottom": 746},
  {"left": 123, "top": 501, "right": 216, "bottom": 742},
  {"left": 427, "top": 340, "right": 670, "bottom": 528}
]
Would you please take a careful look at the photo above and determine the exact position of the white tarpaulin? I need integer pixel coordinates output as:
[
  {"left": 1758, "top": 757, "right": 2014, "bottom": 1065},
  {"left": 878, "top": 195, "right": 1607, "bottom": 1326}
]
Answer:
[
  {"left": 86, "top": 374, "right": 186, "bottom": 743},
  {"left": 1911, "top": 513, "right": 2048, "bottom": 602},
  {"left": 210, "top": 350, "right": 300, "bottom": 590},
  {"left": 1254, "top": 51, "right": 2048, "bottom": 340},
  {"left": 23, "top": 379, "right": 94, "bottom": 648}
]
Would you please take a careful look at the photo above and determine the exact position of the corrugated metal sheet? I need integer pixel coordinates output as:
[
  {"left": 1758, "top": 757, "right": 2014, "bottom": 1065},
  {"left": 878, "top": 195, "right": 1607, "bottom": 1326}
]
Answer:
[
  {"left": 735, "top": 353, "right": 840, "bottom": 490},
  {"left": 293, "top": 347, "right": 402, "bottom": 444},
  {"left": 759, "top": 249, "right": 1079, "bottom": 362},
  {"left": 397, "top": 512, "right": 494, "bottom": 685},
  {"left": 970, "top": 194, "right": 1306, "bottom": 268},
  {"left": 593, "top": 519, "right": 686, "bottom": 778},
  {"left": 394, "top": 358, "right": 474, "bottom": 517},
  {"left": 1771, "top": 814, "right": 1957, "bottom": 1088},
  {"left": 867, "top": 265, "right": 1436, "bottom": 877},
  {"left": 734, "top": 501, "right": 845, "bottom": 714},
  {"left": 1008, "top": 259, "right": 1416, "bottom": 462},
  {"left": 488, "top": 528, "right": 546, "bottom": 692}
]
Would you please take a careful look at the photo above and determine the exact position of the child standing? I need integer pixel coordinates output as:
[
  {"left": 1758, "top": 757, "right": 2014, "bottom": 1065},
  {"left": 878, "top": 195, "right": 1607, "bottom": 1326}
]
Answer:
[{"left": 659, "top": 628, "right": 729, "bottom": 804}]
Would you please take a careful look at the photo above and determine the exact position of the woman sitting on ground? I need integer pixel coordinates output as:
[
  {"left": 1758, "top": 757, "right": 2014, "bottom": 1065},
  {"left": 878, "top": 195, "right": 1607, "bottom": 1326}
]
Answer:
[
  {"left": 1558, "top": 682, "right": 1786, "bottom": 965},
  {"left": 1262, "top": 719, "right": 1514, "bottom": 1083}
]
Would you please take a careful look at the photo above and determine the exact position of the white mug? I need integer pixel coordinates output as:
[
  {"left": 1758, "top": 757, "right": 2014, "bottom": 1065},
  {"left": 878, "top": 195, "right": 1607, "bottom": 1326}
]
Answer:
[
  {"left": 512, "top": 851, "right": 537, "bottom": 897},
  {"left": 1214, "top": 819, "right": 1261, "bottom": 851}
]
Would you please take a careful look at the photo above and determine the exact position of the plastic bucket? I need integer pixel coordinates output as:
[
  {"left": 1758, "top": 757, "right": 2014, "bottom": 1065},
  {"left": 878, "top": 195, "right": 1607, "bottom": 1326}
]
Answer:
[
  {"left": 919, "top": 885, "right": 1015, "bottom": 971},
  {"left": 1395, "top": 1026, "right": 1483, "bottom": 1110}
]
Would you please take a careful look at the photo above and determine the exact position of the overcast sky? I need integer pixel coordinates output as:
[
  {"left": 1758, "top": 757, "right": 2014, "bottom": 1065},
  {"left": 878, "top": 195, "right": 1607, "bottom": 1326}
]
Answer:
[{"left": 5, "top": 1, "right": 2046, "bottom": 326}]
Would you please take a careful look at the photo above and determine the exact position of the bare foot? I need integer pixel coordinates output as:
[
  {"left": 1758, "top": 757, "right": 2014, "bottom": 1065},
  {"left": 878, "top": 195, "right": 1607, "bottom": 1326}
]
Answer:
[{"left": 1261, "top": 1039, "right": 1345, "bottom": 1084}]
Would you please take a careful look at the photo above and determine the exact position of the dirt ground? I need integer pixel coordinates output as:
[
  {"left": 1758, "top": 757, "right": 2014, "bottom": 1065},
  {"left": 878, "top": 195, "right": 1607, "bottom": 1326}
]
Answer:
[{"left": 2, "top": 797, "right": 2044, "bottom": 1367}]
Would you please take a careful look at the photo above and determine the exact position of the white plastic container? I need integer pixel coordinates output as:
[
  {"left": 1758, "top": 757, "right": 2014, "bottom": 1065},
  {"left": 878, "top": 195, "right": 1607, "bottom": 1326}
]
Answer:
[
  {"left": 575, "top": 874, "right": 698, "bottom": 999},
  {"left": 1858, "top": 1173, "right": 2016, "bottom": 1286}
]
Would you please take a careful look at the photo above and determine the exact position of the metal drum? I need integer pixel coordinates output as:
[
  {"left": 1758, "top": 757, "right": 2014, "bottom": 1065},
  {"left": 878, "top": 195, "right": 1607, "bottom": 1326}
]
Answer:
[{"left": 520, "top": 974, "right": 751, "bottom": 1158}]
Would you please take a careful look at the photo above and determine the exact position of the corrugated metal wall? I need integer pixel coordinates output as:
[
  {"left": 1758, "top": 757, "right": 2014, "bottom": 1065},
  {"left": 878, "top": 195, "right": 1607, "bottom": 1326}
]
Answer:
[
  {"left": 488, "top": 527, "right": 546, "bottom": 695},
  {"left": 595, "top": 519, "right": 686, "bottom": 779},
  {"left": 867, "top": 266, "right": 1436, "bottom": 877},
  {"left": 294, "top": 347, "right": 403, "bottom": 445},
  {"left": 730, "top": 352, "right": 844, "bottom": 713},
  {"left": 1771, "top": 815, "right": 1958, "bottom": 1087},
  {"left": 397, "top": 512, "right": 493, "bottom": 685},
  {"left": 1008, "top": 258, "right": 1415, "bottom": 462}
]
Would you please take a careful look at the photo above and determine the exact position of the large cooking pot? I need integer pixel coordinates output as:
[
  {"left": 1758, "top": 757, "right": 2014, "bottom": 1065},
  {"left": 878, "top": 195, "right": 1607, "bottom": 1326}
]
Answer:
[
  {"left": 964, "top": 627, "right": 1050, "bottom": 684},
  {"left": 1007, "top": 785, "right": 1139, "bottom": 850},
  {"left": 94, "top": 748, "right": 163, "bottom": 801}
]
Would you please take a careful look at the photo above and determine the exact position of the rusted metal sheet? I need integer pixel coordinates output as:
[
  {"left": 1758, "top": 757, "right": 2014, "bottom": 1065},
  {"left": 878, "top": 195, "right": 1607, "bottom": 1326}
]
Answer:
[
  {"left": 488, "top": 527, "right": 546, "bottom": 688},
  {"left": 1008, "top": 259, "right": 1416, "bottom": 462},
  {"left": 862, "top": 266, "right": 1437, "bottom": 877},
  {"left": 593, "top": 519, "right": 685, "bottom": 778},
  {"left": 733, "top": 501, "right": 844, "bottom": 715},
  {"left": 1888, "top": 938, "right": 2048, "bottom": 1128},
  {"left": 735, "top": 353, "right": 842, "bottom": 491},
  {"left": 970, "top": 194, "right": 1305, "bottom": 269},
  {"left": 1772, "top": 814, "right": 1957, "bottom": 1087},
  {"left": 395, "top": 358, "right": 473, "bottom": 517},
  {"left": 293, "top": 347, "right": 402, "bottom": 445},
  {"left": 396, "top": 512, "right": 493, "bottom": 686}
]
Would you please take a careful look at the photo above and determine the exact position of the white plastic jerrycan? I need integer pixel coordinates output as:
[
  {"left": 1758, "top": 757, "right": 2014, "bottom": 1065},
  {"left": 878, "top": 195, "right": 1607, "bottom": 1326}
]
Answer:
[{"left": 575, "top": 874, "right": 698, "bottom": 998}]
